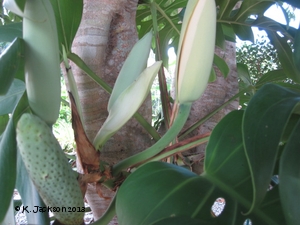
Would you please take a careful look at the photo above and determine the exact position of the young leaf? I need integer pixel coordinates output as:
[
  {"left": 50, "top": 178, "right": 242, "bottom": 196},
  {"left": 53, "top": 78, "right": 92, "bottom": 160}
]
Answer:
[
  {"left": 108, "top": 31, "right": 153, "bottom": 111},
  {"left": 93, "top": 61, "right": 162, "bottom": 149},
  {"left": 267, "top": 31, "right": 300, "bottom": 83}
]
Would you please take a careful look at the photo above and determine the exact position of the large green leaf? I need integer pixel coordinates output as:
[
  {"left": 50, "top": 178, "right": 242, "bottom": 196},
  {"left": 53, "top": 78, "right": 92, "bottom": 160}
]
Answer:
[
  {"left": 10, "top": 93, "right": 50, "bottom": 224},
  {"left": 216, "top": 1, "right": 294, "bottom": 46},
  {"left": 15, "top": 150, "right": 50, "bottom": 224},
  {"left": 0, "top": 23, "right": 22, "bottom": 42},
  {"left": 136, "top": 0, "right": 188, "bottom": 66},
  {"left": 0, "top": 79, "right": 25, "bottom": 115},
  {"left": 279, "top": 119, "right": 300, "bottom": 225},
  {"left": 293, "top": 24, "right": 300, "bottom": 72},
  {"left": 0, "top": 117, "right": 17, "bottom": 223},
  {"left": 233, "top": 0, "right": 274, "bottom": 22},
  {"left": 232, "top": 23, "right": 254, "bottom": 42},
  {"left": 243, "top": 84, "right": 300, "bottom": 213},
  {"left": 255, "top": 69, "right": 288, "bottom": 87},
  {"left": 0, "top": 90, "right": 28, "bottom": 223},
  {"left": 237, "top": 63, "right": 252, "bottom": 87},
  {"left": 215, "top": 0, "right": 240, "bottom": 19},
  {"left": 0, "top": 37, "right": 24, "bottom": 95},
  {"left": 0, "top": 115, "right": 9, "bottom": 135},
  {"left": 267, "top": 31, "right": 300, "bottom": 83},
  {"left": 215, "top": 23, "right": 226, "bottom": 49},
  {"left": 116, "top": 110, "right": 286, "bottom": 225},
  {"left": 151, "top": 216, "right": 211, "bottom": 225},
  {"left": 49, "top": 0, "right": 83, "bottom": 55}
]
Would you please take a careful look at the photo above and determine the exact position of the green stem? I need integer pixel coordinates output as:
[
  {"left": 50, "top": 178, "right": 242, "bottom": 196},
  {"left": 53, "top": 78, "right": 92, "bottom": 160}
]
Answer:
[
  {"left": 149, "top": 135, "right": 209, "bottom": 162},
  {"left": 154, "top": 2, "right": 180, "bottom": 35},
  {"left": 62, "top": 46, "right": 84, "bottom": 122},
  {"left": 113, "top": 103, "right": 192, "bottom": 176},
  {"left": 150, "top": 2, "right": 172, "bottom": 128},
  {"left": 68, "top": 52, "right": 112, "bottom": 93},
  {"left": 67, "top": 52, "right": 161, "bottom": 141},
  {"left": 179, "top": 86, "right": 254, "bottom": 140}
]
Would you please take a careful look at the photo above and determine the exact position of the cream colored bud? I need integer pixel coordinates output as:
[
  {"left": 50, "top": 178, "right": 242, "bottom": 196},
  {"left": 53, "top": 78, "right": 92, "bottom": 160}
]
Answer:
[{"left": 176, "top": 0, "right": 216, "bottom": 103}]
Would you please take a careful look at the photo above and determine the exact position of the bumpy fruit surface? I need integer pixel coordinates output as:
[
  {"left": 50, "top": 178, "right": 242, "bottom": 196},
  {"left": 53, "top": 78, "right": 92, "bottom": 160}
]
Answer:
[{"left": 16, "top": 113, "right": 84, "bottom": 225}]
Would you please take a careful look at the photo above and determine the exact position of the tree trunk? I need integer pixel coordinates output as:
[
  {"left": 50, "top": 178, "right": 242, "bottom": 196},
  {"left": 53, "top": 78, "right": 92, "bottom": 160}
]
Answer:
[
  {"left": 71, "top": 0, "right": 239, "bottom": 223},
  {"left": 71, "top": 0, "right": 152, "bottom": 221}
]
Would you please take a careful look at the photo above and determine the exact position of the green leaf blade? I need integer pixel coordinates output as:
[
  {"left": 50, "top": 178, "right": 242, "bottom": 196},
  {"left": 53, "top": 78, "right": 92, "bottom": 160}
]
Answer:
[
  {"left": 0, "top": 23, "right": 22, "bottom": 42},
  {"left": 0, "top": 118, "right": 17, "bottom": 223},
  {"left": 50, "top": 0, "right": 83, "bottom": 55},
  {"left": 279, "top": 119, "right": 300, "bottom": 225},
  {"left": 0, "top": 38, "right": 24, "bottom": 96},
  {"left": 0, "top": 79, "right": 25, "bottom": 115},
  {"left": 243, "top": 84, "right": 300, "bottom": 214}
]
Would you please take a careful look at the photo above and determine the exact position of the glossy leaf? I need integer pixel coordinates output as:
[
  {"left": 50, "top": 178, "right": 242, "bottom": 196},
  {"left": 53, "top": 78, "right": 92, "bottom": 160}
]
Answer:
[
  {"left": 151, "top": 216, "right": 213, "bottom": 225},
  {"left": 116, "top": 162, "right": 217, "bottom": 225},
  {"left": 243, "top": 84, "right": 300, "bottom": 213},
  {"left": 15, "top": 150, "right": 50, "bottom": 224},
  {"left": 237, "top": 63, "right": 252, "bottom": 86},
  {"left": 10, "top": 92, "right": 49, "bottom": 224},
  {"left": 0, "top": 117, "right": 17, "bottom": 223},
  {"left": 293, "top": 24, "right": 300, "bottom": 72},
  {"left": 209, "top": 67, "right": 216, "bottom": 82},
  {"left": 255, "top": 69, "right": 288, "bottom": 87},
  {"left": 14, "top": 0, "right": 25, "bottom": 11},
  {"left": 279, "top": 119, "right": 300, "bottom": 225},
  {"left": 0, "top": 23, "right": 22, "bottom": 42},
  {"left": 215, "top": 23, "right": 225, "bottom": 49},
  {"left": 232, "top": 24, "right": 254, "bottom": 42},
  {"left": 220, "top": 23, "right": 236, "bottom": 42},
  {"left": 213, "top": 54, "right": 229, "bottom": 78},
  {"left": 216, "top": 0, "right": 240, "bottom": 19},
  {"left": 0, "top": 90, "right": 28, "bottom": 223},
  {"left": 233, "top": 1, "right": 274, "bottom": 22},
  {"left": 217, "top": 1, "right": 294, "bottom": 47},
  {"left": 267, "top": 31, "right": 300, "bottom": 83},
  {"left": 0, "top": 38, "right": 24, "bottom": 95},
  {"left": 0, "top": 115, "right": 9, "bottom": 135},
  {"left": 0, "top": 79, "right": 25, "bottom": 115},
  {"left": 50, "top": 0, "right": 83, "bottom": 55},
  {"left": 1, "top": 199, "right": 15, "bottom": 225},
  {"left": 116, "top": 110, "right": 286, "bottom": 225}
]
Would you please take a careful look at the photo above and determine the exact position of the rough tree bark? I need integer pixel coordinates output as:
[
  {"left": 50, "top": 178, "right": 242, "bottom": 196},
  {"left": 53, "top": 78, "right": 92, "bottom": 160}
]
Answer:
[{"left": 71, "top": 0, "right": 152, "bottom": 221}]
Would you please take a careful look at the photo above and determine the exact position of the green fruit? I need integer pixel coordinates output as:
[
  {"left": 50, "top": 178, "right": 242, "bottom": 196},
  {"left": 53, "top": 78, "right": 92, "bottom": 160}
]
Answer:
[{"left": 16, "top": 113, "right": 84, "bottom": 225}]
